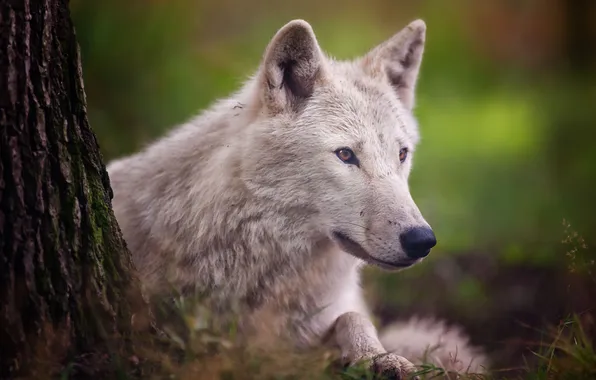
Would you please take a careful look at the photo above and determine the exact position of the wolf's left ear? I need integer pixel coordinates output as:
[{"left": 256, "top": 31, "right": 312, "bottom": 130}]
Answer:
[
  {"left": 257, "top": 20, "right": 327, "bottom": 113},
  {"left": 360, "top": 20, "right": 426, "bottom": 111}
]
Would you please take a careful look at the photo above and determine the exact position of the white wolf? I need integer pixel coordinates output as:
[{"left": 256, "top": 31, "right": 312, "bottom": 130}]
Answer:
[{"left": 107, "top": 19, "right": 488, "bottom": 378}]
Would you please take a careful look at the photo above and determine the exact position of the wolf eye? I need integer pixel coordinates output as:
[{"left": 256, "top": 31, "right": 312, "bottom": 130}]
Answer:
[
  {"left": 399, "top": 148, "right": 408, "bottom": 163},
  {"left": 335, "top": 148, "right": 359, "bottom": 166}
]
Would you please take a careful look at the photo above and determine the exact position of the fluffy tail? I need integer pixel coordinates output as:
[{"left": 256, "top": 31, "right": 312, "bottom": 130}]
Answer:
[{"left": 378, "top": 317, "right": 489, "bottom": 375}]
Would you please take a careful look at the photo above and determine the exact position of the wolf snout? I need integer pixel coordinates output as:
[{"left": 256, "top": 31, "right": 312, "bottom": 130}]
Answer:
[{"left": 399, "top": 227, "right": 436, "bottom": 259}]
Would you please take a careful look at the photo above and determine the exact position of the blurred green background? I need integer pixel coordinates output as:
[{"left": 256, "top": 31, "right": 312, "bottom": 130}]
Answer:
[{"left": 71, "top": 0, "right": 596, "bottom": 372}]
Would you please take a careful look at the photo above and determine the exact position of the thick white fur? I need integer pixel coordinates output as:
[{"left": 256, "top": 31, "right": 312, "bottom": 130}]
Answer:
[
  {"left": 380, "top": 317, "right": 488, "bottom": 374},
  {"left": 107, "top": 19, "right": 488, "bottom": 377}
]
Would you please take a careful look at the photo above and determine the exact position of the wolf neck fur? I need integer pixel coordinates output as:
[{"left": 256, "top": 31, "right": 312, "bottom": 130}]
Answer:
[{"left": 160, "top": 81, "right": 360, "bottom": 309}]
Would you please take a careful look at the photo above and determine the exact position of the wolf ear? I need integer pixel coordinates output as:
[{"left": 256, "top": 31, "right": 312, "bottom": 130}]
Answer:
[
  {"left": 257, "top": 20, "right": 326, "bottom": 113},
  {"left": 361, "top": 20, "right": 426, "bottom": 111}
]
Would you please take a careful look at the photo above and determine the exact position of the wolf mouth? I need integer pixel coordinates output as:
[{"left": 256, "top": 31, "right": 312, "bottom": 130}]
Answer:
[{"left": 331, "top": 231, "right": 416, "bottom": 270}]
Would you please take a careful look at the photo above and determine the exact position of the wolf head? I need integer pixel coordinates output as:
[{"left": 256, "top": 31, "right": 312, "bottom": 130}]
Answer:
[{"left": 242, "top": 19, "right": 435, "bottom": 270}]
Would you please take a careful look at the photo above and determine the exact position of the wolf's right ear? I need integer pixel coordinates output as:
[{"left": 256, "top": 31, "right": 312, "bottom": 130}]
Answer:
[{"left": 257, "top": 20, "right": 327, "bottom": 114}]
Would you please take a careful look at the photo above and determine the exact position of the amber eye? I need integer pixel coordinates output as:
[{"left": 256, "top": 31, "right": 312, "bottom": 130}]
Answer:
[
  {"left": 399, "top": 147, "right": 408, "bottom": 163},
  {"left": 335, "top": 148, "right": 359, "bottom": 166},
  {"left": 337, "top": 149, "right": 353, "bottom": 161}
]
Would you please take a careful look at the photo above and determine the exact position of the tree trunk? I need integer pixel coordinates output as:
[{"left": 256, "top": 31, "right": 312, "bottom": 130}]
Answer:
[{"left": 0, "top": 0, "right": 149, "bottom": 378}]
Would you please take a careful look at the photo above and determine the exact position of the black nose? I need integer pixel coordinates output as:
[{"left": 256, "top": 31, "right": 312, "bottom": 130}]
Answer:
[{"left": 400, "top": 227, "right": 437, "bottom": 259}]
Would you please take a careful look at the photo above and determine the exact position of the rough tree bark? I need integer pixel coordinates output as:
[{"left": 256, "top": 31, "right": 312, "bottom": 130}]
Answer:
[{"left": 0, "top": 0, "right": 150, "bottom": 378}]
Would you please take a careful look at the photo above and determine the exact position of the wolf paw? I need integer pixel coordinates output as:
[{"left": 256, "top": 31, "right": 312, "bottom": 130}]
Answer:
[{"left": 348, "top": 353, "right": 419, "bottom": 380}]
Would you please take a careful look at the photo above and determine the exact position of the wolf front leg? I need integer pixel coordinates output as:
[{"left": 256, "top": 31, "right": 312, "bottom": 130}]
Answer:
[{"left": 334, "top": 312, "right": 419, "bottom": 380}]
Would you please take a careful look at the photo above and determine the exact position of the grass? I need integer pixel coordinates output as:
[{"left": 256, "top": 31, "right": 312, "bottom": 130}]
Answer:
[
  {"left": 525, "top": 315, "right": 596, "bottom": 380},
  {"left": 26, "top": 298, "right": 589, "bottom": 379},
  {"left": 62, "top": 290, "right": 590, "bottom": 380}
]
